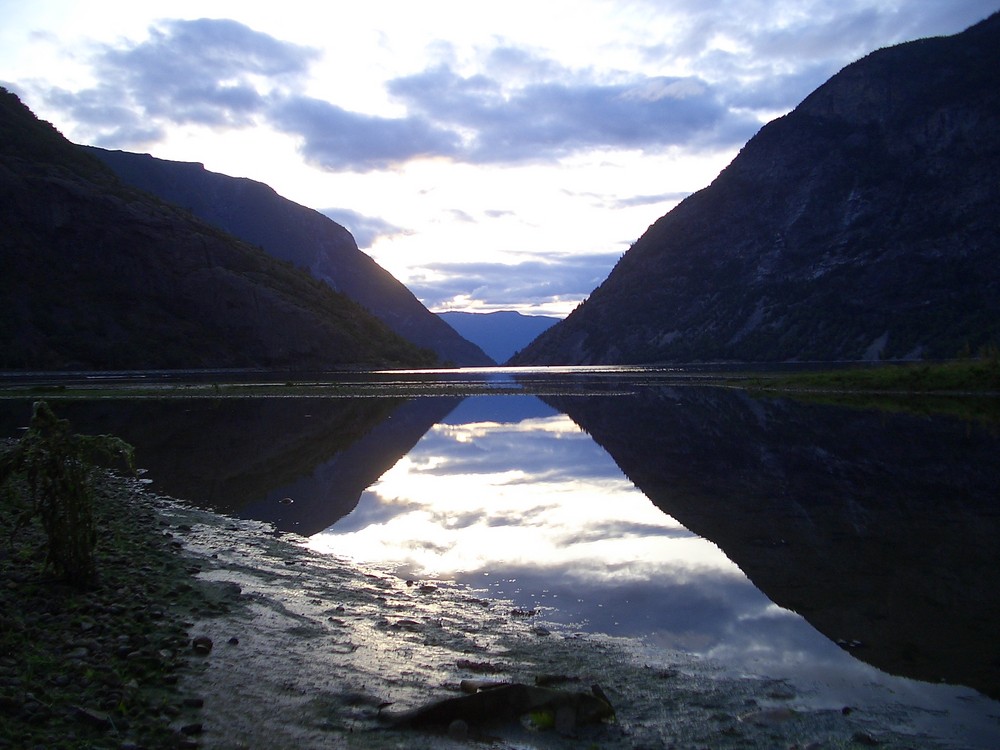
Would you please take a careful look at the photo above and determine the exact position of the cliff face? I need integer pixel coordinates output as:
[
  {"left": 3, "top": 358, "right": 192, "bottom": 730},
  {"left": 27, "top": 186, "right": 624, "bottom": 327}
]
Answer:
[
  {"left": 514, "top": 13, "right": 1000, "bottom": 365},
  {"left": 0, "top": 88, "right": 436, "bottom": 370},
  {"left": 85, "top": 148, "right": 493, "bottom": 367}
]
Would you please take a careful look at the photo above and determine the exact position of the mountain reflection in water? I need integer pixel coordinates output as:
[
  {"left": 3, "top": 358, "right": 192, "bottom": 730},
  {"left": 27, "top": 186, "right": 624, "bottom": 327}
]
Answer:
[{"left": 1, "top": 374, "right": 998, "bottom": 745}]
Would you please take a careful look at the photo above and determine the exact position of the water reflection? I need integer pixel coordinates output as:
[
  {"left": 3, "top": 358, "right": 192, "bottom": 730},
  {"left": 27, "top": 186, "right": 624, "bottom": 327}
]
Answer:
[
  {"left": 541, "top": 386, "right": 1000, "bottom": 701},
  {"left": 306, "top": 391, "right": 1000, "bottom": 746},
  {"left": 2, "top": 378, "right": 999, "bottom": 745},
  {"left": 311, "top": 396, "right": 738, "bottom": 606},
  {"left": 0, "top": 396, "right": 458, "bottom": 534}
]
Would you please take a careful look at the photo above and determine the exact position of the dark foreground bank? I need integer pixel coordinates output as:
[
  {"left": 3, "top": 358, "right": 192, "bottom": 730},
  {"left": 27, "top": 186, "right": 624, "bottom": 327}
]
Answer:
[
  {"left": 2, "top": 469, "right": 991, "bottom": 749},
  {"left": 0, "top": 470, "right": 215, "bottom": 749}
]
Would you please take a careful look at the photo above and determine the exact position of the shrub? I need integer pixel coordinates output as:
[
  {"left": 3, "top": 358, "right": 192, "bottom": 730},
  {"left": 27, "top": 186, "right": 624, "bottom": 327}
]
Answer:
[{"left": 0, "top": 401, "right": 134, "bottom": 587}]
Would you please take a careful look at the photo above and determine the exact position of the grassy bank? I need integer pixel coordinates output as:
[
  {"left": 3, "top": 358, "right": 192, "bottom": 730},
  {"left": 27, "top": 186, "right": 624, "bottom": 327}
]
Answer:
[{"left": 746, "top": 357, "right": 1000, "bottom": 393}]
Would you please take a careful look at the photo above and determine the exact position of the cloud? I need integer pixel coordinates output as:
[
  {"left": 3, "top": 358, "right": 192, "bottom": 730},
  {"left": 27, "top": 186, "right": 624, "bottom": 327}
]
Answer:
[
  {"left": 271, "top": 95, "right": 460, "bottom": 171},
  {"left": 409, "top": 253, "right": 622, "bottom": 310},
  {"left": 610, "top": 191, "right": 693, "bottom": 209},
  {"left": 319, "top": 208, "right": 409, "bottom": 249},
  {"left": 33, "top": 4, "right": 1000, "bottom": 171},
  {"left": 388, "top": 62, "right": 761, "bottom": 163},
  {"left": 34, "top": 16, "right": 760, "bottom": 170},
  {"left": 42, "top": 18, "right": 317, "bottom": 147},
  {"left": 637, "top": 0, "right": 1000, "bottom": 111}
]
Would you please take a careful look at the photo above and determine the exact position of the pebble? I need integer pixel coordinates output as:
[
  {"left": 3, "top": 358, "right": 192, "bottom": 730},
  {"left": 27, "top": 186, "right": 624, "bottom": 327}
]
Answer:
[{"left": 191, "top": 636, "right": 213, "bottom": 655}]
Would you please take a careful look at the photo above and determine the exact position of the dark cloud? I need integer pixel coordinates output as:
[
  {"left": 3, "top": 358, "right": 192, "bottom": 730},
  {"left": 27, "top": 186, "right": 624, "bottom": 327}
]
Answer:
[
  {"left": 34, "top": 17, "right": 760, "bottom": 170},
  {"left": 388, "top": 64, "right": 761, "bottom": 163},
  {"left": 39, "top": 18, "right": 316, "bottom": 147},
  {"left": 408, "top": 253, "right": 621, "bottom": 310},
  {"left": 318, "top": 208, "right": 408, "bottom": 249},
  {"left": 270, "top": 95, "right": 460, "bottom": 171},
  {"left": 43, "top": 86, "right": 165, "bottom": 146}
]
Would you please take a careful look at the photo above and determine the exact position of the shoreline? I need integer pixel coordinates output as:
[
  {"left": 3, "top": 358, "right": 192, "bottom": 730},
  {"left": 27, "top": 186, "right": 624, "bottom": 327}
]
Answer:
[{"left": 2, "top": 474, "right": 988, "bottom": 748}]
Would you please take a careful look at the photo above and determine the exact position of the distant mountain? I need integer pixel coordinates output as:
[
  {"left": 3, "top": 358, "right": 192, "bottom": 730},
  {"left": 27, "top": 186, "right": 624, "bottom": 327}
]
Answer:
[
  {"left": 513, "top": 13, "right": 1000, "bottom": 365},
  {"left": 436, "top": 310, "right": 560, "bottom": 364},
  {"left": 0, "top": 88, "right": 436, "bottom": 370},
  {"left": 85, "top": 147, "right": 493, "bottom": 367}
]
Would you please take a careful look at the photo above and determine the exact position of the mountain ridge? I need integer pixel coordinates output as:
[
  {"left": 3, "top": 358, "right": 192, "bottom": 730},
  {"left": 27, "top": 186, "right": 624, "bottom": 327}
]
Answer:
[
  {"left": 0, "top": 87, "right": 436, "bottom": 371},
  {"left": 513, "top": 13, "right": 1000, "bottom": 365},
  {"left": 84, "top": 147, "right": 494, "bottom": 367}
]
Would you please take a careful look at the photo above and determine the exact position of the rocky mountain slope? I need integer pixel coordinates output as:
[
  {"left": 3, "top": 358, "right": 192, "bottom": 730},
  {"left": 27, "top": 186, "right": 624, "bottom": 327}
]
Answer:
[
  {"left": 85, "top": 147, "right": 493, "bottom": 367},
  {"left": 0, "top": 88, "right": 436, "bottom": 370},
  {"left": 437, "top": 310, "right": 560, "bottom": 364},
  {"left": 514, "top": 13, "right": 1000, "bottom": 365}
]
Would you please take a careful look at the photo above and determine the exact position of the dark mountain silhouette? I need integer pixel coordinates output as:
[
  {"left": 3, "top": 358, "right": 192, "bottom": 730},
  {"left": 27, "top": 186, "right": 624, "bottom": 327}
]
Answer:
[
  {"left": 542, "top": 387, "right": 1000, "bottom": 699},
  {"left": 0, "top": 88, "right": 436, "bottom": 370},
  {"left": 514, "top": 13, "right": 1000, "bottom": 365},
  {"left": 437, "top": 310, "right": 560, "bottom": 364},
  {"left": 85, "top": 147, "right": 494, "bottom": 367}
]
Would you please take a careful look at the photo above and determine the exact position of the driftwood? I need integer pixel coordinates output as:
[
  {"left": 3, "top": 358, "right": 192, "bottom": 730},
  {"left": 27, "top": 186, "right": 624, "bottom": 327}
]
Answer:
[{"left": 381, "top": 682, "right": 614, "bottom": 734}]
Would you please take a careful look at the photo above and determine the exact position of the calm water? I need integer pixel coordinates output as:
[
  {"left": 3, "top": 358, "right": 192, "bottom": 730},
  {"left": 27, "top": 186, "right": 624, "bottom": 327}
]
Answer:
[{"left": 2, "top": 367, "right": 999, "bottom": 746}]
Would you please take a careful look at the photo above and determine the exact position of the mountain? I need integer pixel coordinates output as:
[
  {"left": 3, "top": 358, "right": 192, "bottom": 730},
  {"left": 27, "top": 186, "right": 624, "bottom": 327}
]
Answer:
[
  {"left": 0, "top": 87, "right": 436, "bottom": 371},
  {"left": 436, "top": 310, "right": 560, "bottom": 364},
  {"left": 85, "top": 147, "right": 494, "bottom": 367},
  {"left": 514, "top": 13, "right": 1000, "bottom": 365}
]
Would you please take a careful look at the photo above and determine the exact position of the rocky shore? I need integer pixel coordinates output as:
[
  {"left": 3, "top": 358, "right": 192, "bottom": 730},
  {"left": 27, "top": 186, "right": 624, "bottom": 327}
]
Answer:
[
  {"left": 0, "top": 473, "right": 215, "bottom": 749},
  {"left": 1, "top": 472, "right": 966, "bottom": 749}
]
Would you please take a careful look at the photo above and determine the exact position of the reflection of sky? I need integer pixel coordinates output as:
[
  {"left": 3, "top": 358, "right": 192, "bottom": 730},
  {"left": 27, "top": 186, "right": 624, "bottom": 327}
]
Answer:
[
  {"left": 311, "top": 396, "right": 735, "bottom": 589},
  {"left": 310, "top": 396, "right": 848, "bottom": 665},
  {"left": 309, "top": 395, "right": 999, "bottom": 746}
]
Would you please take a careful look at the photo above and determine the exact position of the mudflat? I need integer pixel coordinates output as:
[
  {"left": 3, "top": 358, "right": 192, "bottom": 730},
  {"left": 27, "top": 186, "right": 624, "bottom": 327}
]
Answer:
[{"left": 1, "top": 473, "right": 967, "bottom": 748}]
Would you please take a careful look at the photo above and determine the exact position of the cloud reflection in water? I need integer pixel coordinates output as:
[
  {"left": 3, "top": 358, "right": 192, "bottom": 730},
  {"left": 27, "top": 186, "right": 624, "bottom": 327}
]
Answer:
[{"left": 311, "top": 396, "right": 787, "bottom": 656}]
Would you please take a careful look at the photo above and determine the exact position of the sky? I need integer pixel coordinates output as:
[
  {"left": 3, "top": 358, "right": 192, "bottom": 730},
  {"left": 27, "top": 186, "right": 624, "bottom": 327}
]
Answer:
[{"left": 2, "top": 1, "right": 997, "bottom": 316}]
